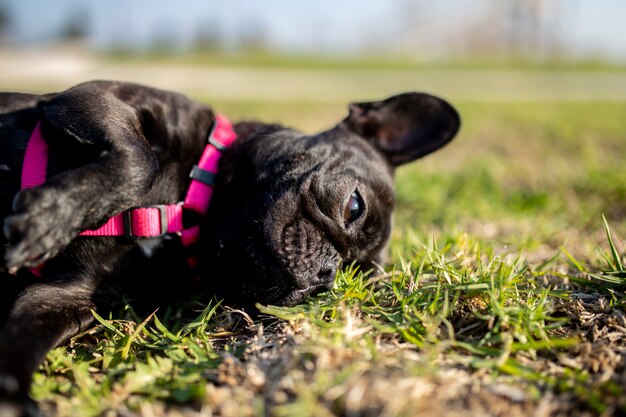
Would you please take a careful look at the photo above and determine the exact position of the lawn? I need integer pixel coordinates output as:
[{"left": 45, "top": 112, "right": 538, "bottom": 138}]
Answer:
[
  {"left": 11, "top": 54, "right": 625, "bottom": 416},
  {"left": 27, "top": 98, "right": 626, "bottom": 417}
]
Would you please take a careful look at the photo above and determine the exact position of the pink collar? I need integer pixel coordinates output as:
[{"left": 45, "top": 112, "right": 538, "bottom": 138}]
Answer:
[{"left": 21, "top": 114, "right": 237, "bottom": 249}]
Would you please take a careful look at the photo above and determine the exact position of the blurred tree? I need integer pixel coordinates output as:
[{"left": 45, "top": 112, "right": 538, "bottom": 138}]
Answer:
[
  {"left": 192, "top": 19, "right": 223, "bottom": 52},
  {"left": 396, "top": 0, "right": 428, "bottom": 55},
  {"left": 149, "top": 19, "right": 180, "bottom": 53},
  {"left": 501, "top": 0, "right": 563, "bottom": 58},
  {"left": 460, "top": 0, "right": 563, "bottom": 60},
  {"left": 0, "top": 4, "right": 10, "bottom": 37},
  {"left": 59, "top": 6, "right": 90, "bottom": 41},
  {"left": 237, "top": 19, "right": 268, "bottom": 52},
  {"left": 0, "top": 7, "right": 7, "bottom": 33}
]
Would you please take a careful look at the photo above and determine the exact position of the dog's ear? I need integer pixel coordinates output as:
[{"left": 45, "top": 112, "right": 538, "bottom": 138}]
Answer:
[
  {"left": 341, "top": 92, "right": 460, "bottom": 166},
  {"left": 233, "top": 120, "right": 267, "bottom": 142},
  {"left": 233, "top": 120, "right": 286, "bottom": 143}
]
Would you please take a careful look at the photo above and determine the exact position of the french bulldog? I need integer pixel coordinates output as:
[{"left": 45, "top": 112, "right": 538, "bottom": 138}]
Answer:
[{"left": 0, "top": 80, "right": 460, "bottom": 415}]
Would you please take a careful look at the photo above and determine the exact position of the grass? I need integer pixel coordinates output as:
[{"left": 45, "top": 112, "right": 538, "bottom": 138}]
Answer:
[
  {"left": 23, "top": 76, "right": 626, "bottom": 415},
  {"left": 105, "top": 49, "right": 626, "bottom": 72}
]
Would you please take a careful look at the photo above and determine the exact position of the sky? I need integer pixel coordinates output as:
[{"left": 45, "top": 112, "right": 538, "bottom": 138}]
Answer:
[{"left": 1, "top": 0, "right": 626, "bottom": 61}]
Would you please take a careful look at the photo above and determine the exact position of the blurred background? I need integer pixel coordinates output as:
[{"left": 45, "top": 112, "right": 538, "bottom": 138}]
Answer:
[
  {"left": 4, "top": 0, "right": 626, "bottom": 59},
  {"left": 0, "top": 0, "right": 625, "bottom": 257},
  {"left": 1, "top": 0, "right": 626, "bottom": 102}
]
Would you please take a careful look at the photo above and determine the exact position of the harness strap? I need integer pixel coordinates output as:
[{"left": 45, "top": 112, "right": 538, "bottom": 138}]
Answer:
[
  {"left": 79, "top": 204, "right": 183, "bottom": 238},
  {"left": 21, "top": 114, "right": 236, "bottom": 246},
  {"left": 183, "top": 114, "right": 236, "bottom": 215}
]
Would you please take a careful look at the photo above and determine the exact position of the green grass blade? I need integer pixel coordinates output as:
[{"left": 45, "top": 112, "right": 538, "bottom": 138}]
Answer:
[
  {"left": 602, "top": 214, "right": 624, "bottom": 272},
  {"left": 122, "top": 311, "right": 156, "bottom": 359},
  {"left": 90, "top": 309, "right": 126, "bottom": 338},
  {"left": 153, "top": 314, "right": 181, "bottom": 342}
]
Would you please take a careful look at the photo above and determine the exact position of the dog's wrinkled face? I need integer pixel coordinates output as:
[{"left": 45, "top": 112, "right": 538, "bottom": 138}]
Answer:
[{"left": 203, "top": 92, "right": 460, "bottom": 306}]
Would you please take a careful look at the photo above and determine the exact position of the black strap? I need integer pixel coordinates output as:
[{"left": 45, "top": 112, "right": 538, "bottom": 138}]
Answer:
[
  {"left": 208, "top": 136, "right": 227, "bottom": 152},
  {"left": 190, "top": 165, "right": 216, "bottom": 186}
]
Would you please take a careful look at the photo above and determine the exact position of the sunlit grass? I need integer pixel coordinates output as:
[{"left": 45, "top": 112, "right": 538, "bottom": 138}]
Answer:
[
  {"left": 30, "top": 98, "right": 626, "bottom": 416},
  {"left": 104, "top": 49, "right": 626, "bottom": 72}
]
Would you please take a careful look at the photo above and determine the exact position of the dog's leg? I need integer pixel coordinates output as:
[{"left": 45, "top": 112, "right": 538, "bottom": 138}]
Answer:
[
  {"left": 0, "top": 279, "right": 95, "bottom": 417},
  {"left": 3, "top": 87, "right": 161, "bottom": 270}
]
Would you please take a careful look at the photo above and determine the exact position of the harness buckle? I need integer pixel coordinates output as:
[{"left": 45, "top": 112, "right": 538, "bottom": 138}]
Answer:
[
  {"left": 124, "top": 205, "right": 169, "bottom": 238},
  {"left": 207, "top": 119, "right": 228, "bottom": 151}
]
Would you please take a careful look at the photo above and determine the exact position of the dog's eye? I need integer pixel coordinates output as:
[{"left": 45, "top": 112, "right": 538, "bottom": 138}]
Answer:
[{"left": 344, "top": 191, "right": 364, "bottom": 225}]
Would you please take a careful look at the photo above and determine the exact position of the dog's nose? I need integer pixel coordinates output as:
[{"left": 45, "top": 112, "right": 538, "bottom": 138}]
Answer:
[
  {"left": 315, "top": 260, "right": 337, "bottom": 286},
  {"left": 290, "top": 260, "right": 337, "bottom": 290},
  {"left": 305, "top": 262, "right": 336, "bottom": 297}
]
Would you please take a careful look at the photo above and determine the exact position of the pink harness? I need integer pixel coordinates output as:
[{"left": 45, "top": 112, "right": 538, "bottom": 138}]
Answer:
[{"left": 21, "top": 114, "right": 237, "bottom": 270}]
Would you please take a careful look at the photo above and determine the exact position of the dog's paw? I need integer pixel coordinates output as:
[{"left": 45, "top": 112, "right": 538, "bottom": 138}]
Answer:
[
  {"left": 0, "top": 375, "right": 39, "bottom": 417},
  {"left": 3, "top": 188, "right": 79, "bottom": 270}
]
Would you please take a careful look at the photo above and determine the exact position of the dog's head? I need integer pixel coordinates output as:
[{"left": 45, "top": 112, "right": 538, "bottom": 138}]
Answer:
[{"left": 202, "top": 92, "right": 460, "bottom": 306}]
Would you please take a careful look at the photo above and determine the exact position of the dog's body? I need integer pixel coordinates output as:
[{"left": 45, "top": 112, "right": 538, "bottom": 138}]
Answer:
[{"left": 0, "top": 80, "right": 459, "bottom": 415}]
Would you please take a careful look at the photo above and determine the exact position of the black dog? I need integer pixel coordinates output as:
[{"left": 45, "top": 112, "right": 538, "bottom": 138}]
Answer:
[{"left": 0, "top": 80, "right": 459, "bottom": 415}]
